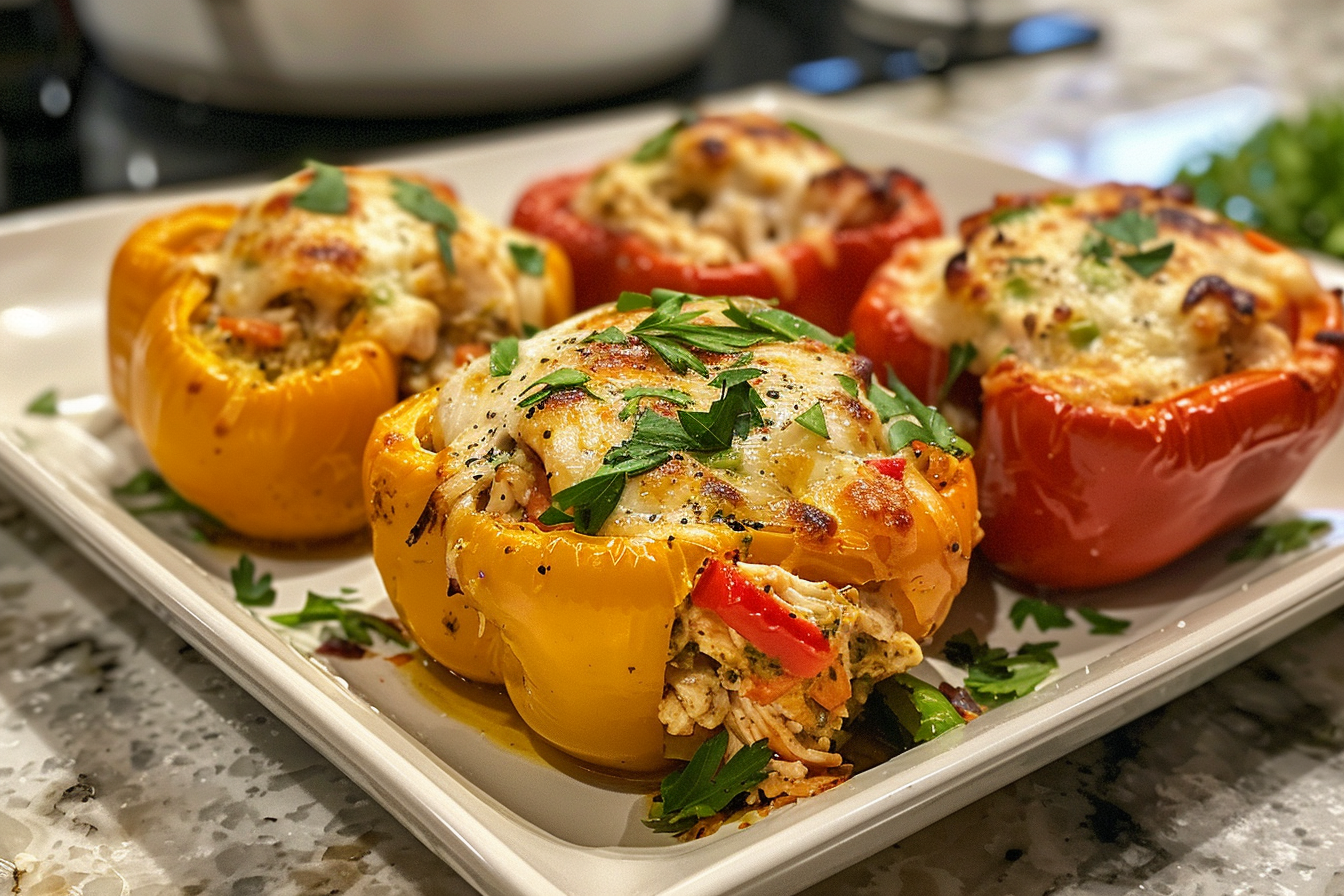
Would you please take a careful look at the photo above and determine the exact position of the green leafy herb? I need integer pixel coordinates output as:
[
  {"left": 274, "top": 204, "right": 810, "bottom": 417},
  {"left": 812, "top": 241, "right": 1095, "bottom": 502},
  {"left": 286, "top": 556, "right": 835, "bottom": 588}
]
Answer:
[
  {"left": 722, "top": 300, "right": 852, "bottom": 352},
  {"left": 707, "top": 367, "right": 764, "bottom": 389},
  {"left": 230, "top": 554, "right": 276, "bottom": 607},
  {"left": 391, "top": 177, "right": 458, "bottom": 273},
  {"left": 616, "top": 291, "right": 656, "bottom": 311},
  {"left": 521, "top": 323, "right": 541, "bottom": 338},
  {"left": 643, "top": 730, "right": 771, "bottom": 834},
  {"left": 1004, "top": 276, "right": 1034, "bottom": 299},
  {"left": 585, "top": 326, "right": 629, "bottom": 344},
  {"left": 938, "top": 342, "right": 977, "bottom": 403},
  {"left": 1067, "top": 318, "right": 1101, "bottom": 348},
  {"left": 1094, "top": 209, "right": 1158, "bottom": 247},
  {"left": 704, "top": 448, "right": 742, "bottom": 470},
  {"left": 943, "top": 630, "right": 1058, "bottom": 707},
  {"left": 990, "top": 205, "right": 1035, "bottom": 226},
  {"left": 794, "top": 402, "right": 830, "bottom": 439},
  {"left": 619, "top": 386, "right": 693, "bottom": 420},
  {"left": 874, "top": 673, "right": 967, "bottom": 745},
  {"left": 835, "top": 374, "right": 859, "bottom": 397},
  {"left": 875, "top": 373, "right": 972, "bottom": 458},
  {"left": 292, "top": 161, "right": 349, "bottom": 215},
  {"left": 271, "top": 591, "right": 408, "bottom": 647},
  {"left": 1008, "top": 597, "right": 1073, "bottom": 632},
  {"left": 508, "top": 242, "right": 546, "bottom": 277},
  {"left": 1077, "top": 606, "right": 1132, "bottom": 635},
  {"left": 784, "top": 119, "right": 826, "bottom": 144},
  {"left": 489, "top": 337, "right": 519, "bottom": 377},
  {"left": 1119, "top": 242, "right": 1176, "bottom": 278},
  {"left": 1007, "top": 256, "right": 1046, "bottom": 268},
  {"left": 632, "top": 112, "right": 697, "bottom": 164},
  {"left": 25, "top": 388, "right": 58, "bottom": 415},
  {"left": 1079, "top": 231, "right": 1114, "bottom": 264},
  {"left": 516, "top": 368, "right": 600, "bottom": 408},
  {"left": 112, "top": 470, "right": 221, "bottom": 534},
  {"left": 1229, "top": 518, "right": 1332, "bottom": 561}
]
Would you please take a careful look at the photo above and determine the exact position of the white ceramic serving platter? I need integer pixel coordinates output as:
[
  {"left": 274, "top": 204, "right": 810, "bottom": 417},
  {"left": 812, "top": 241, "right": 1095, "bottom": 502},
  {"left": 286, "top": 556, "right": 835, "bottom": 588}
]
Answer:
[{"left": 4, "top": 87, "right": 1344, "bottom": 896}]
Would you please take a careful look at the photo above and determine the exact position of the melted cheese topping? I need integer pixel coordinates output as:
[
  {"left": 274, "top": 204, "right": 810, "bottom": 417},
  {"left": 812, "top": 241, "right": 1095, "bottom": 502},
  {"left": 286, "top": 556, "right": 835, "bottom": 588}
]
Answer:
[
  {"left": 198, "top": 167, "right": 551, "bottom": 383},
  {"left": 431, "top": 299, "right": 909, "bottom": 546},
  {"left": 888, "top": 185, "right": 1320, "bottom": 406},
  {"left": 572, "top": 114, "right": 895, "bottom": 266}
]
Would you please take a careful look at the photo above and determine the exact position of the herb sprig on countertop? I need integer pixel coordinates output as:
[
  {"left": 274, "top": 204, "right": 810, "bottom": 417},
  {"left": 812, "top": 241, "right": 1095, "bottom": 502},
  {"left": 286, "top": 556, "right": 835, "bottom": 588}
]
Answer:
[{"left": 643, "top": 730, "right": 772, "bottom": 834}]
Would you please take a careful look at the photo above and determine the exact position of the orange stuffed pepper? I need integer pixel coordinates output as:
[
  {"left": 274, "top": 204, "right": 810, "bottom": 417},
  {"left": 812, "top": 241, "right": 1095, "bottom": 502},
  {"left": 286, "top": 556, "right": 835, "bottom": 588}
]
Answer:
[
  {"left": 365, "top": 291, "right": 979, "bottom": 784},
  {"left": 511, "top": 112, "right": 941, "bottom": 336},
  {"left": 109, "top": 163, "right": 571, "bottom": 541},
  {"left": 851, "top": 183, "right": 1344, "bottom": 589}
]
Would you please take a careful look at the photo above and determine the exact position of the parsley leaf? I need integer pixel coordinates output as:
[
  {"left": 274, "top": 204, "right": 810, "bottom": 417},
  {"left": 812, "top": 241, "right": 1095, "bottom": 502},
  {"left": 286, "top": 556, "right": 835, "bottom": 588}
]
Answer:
[
  {"left": 585, "top": 327, "right": 628, "bottom": 344},
  {"left": 508, "top": 242, "right": 546, "bottom": 277},
  {"left": 1079, "top": 231, "right": 1114, "bottom": 264},
  {"left": 794, "top": 402, "right": 830, "bottom": 439},
  {"left": 25, "top": 388, "right": 58, "bottom": 415},
  {"left": 875, "top": 373, "right": 973, "bottom": 457},
  {"left": 112, "top": 469, "right": 222, "bottom": 535},
  {"left": 989, "top": 205, "right": 1035, "bottom": 226},
  {"left": 632, "top": 111, "right": 697, "bottom": 164},
  {"left": 391, "top": 177, "right": 458, "bottom": 273},
  {"left": 271, "top": 591, "right": 408, "bottom": 648},
  {"left": 1229, "top": 518, "right": 1332, "bottom": 561},
  {"left": 943, "top": 630, "right": 1058, "bottom": 707},
  {"left": 938, "top": 342, "right": 977, "bottom": 403},
  {"left": 784, "top": 119, "right": 826, "bottom": 144},
  {"left": 1068, "top": 319, "right": 1101, "bottom": 348},
  {"left": 873, "top": 673, "right": 967, "bottom": 745},
  {"left": 517, "top": 368, "right": 600, "bottom": 408},
  {"left": 643, "top": 730, "right": 771, "bottom": 834},
  {"left": 1094, "top": 209, "right": 1158, "bottom": 247},
  {"left": 1120, "top": 242, "right": 1175, "bottom": 278},
  {"left": 721, "top": 300, "right": 852, "bottom": 352},
  {"left": 835, "top": 374, "right": 859, "bottom": 397},
  {"left": 619, "top": 386, "right": 692, "bottom": 420},
  {"left": 1008, "top": 597, "right": 1073, "bottom": 632},
  {"left": 231, "top": 554, "right": 276, "bottom": 607},
  {"left": 292, "top": 161, "right": 349, "bottom": 215},
  {"left": 1077, "top": 606, "right": 1132, "bottom": 635},
  {"left": 616, "top": 291, "right": 656, "bottom": 311},
  {"left": 489, "top": 337, "right": 519, "bottom": 377}
]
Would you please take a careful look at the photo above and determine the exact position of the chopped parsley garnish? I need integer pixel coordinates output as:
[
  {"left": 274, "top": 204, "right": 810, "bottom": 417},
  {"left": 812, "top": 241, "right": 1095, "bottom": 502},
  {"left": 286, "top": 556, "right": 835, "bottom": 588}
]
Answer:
[
  {"left": 1004, "top": 276, "right": 1034, "bottom": 299},
  {"left": 1067, "top": 318, "right": 1101, "bottom": 348},
  {"left": 585, "top": 326, "right": 628, "bottom": 344},
  {"left": 25, "top": 388, "right": 58, "bottom": 415},
  {"left": 391, "top": 177, "right": 459, "bottom": 273},
  {"left": 1077, "top": 606, "right": 1132, "bottom": 635},
  {"left": 271, "top": 591, "right": 408, "bottom": 648},
  {"left": 721, "top": 299, "right": 853, "bottom": 352},
  {"left": 943, "top": 629, "right": 1057, "bottom": 707},
  {"left": 989, "top": 204, "right": 1035, "bottom": 225},
  {"left": 1010, "top": 596, "right": 1130, "bottom": 635},
  {"left": 1087, "top": 209, "right": 1174, "bottom": 279},
  {"left": 1079, "top": 231, "right": 1114, "bottom": 264},
  {"left": 489, "top": 337, "right": 519, "bottom": 377},
  {"left": 1119, "top": 242, "right": 1175, "bottom": 278},
  {"left": 631, "top": 111, "right": 697, "bottom": 164},
  {"left": 618, "top": 386, "right": 693, "bottom": 420},
  {"left": 1008, "top": 597, "right": 1073, "bottom": 632},
  {"left": 794, "top": 402, "right": 830, "bottom": 439},
  {"left": 873, "top": 373, "right": 972, "bottom": 458},
  {"left": 544, "top": 379, "right": 763, "bottom": 534},
  {"left": 707, "top": 367, "right": 764, "bottom": 389},
  {"left": 1229, "top": 518, "right": 1332, "bottom": 561},
  {"left": 835, "top": 374, "right": 859, "bottom": 397},
  {"left": 643, "top": 729, "right": 771, "bottom": 835},
  {"left": 508, "top": 242, "right": 546, "bottom": 276},
  {"left": 872, "top": 673, "right": 967, "bottom": 747},
  {"left": 112, "top": 469, "right": 221, "bottom": 537},
  {"left": 230, "top": 554, "right": 276, "bottom": 607},
  {"left": 292, "top": 161, "right": 349, "bottom": 215},
  {"left": 784, "top": 119, "right": 826, "bottom": 145},
  {"left": 938, "top": 342, "right": 977, "bottom": 403},
  {"left": 1007, "top": 256, "right": 1046, "bottom": 267},
  {"left": 516, "top": 368, "right": 600, "bottom": 408}
]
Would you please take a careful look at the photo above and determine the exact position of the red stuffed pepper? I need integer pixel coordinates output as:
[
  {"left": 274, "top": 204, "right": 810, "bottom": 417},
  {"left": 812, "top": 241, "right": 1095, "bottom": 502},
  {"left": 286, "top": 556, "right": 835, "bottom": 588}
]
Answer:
[
  {"left": 511, "top": 112, "right": 942, "bottom": 336},
  {"left": 852, "top": 183, "right": 1344, "bottom": 589}
]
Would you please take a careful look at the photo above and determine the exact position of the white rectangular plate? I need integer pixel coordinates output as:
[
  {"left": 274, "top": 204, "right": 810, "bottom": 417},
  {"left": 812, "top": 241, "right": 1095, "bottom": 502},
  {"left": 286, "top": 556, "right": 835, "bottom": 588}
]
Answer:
[{"left": 4, "top": 88, "right": 1344, "bottom": 896}]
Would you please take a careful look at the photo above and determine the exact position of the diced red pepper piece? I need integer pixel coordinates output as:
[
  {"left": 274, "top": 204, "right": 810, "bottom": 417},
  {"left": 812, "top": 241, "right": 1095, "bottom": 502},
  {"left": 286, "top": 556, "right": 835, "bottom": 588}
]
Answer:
[
  {"left": 690, "top": 560, "right": 834, "bottom": 679},
  {"left": 865, "top": 457, "right": 906, "bottom": 481}
]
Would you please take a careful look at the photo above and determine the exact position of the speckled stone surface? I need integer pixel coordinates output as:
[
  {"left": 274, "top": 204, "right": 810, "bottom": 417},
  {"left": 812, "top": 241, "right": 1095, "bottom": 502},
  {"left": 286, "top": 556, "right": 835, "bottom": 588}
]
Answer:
[{"left": 10, "top": 2, "right": 1344, "bottom": 894}]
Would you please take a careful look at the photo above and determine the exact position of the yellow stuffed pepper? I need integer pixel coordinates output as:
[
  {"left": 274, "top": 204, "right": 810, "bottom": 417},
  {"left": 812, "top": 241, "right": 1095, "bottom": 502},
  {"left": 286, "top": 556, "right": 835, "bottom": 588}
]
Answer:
[
  {"left": 365, "top": 292, "right": 979, "bottom": 780},
  {"left": 109, "top": 163, "right": 572, "bottom": 541}
]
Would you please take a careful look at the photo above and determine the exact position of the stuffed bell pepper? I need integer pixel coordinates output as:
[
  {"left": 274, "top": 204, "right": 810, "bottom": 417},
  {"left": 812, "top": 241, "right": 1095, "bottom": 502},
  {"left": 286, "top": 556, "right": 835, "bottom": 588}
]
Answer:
[
  {"left": 108, "top": 163, "right": 572, "bottom": 541},
  {"left": 510, "top": 112, "right": 942, "bottom": 336},
  {"left": 850, "top": 183, "right": 1344, "bottom": 589},
  {"left": 365, "top": 291, "right": 979, "bottom": 791}
]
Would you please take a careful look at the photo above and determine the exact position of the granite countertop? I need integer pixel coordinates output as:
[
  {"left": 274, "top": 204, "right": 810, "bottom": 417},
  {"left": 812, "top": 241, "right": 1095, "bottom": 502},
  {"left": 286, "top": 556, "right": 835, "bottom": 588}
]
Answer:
[{"left": 9, "top": 1, "right": 1344, "bottom": 893}]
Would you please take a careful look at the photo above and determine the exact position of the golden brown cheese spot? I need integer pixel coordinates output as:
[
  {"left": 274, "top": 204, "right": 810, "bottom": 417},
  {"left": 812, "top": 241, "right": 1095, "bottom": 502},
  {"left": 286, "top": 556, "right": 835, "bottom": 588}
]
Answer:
[
  {"left": 840, "top": 476, "right": 914, "bottom": 531},
  {"left": 892, "top": 184, "right": 1321, "bottom": 408}
]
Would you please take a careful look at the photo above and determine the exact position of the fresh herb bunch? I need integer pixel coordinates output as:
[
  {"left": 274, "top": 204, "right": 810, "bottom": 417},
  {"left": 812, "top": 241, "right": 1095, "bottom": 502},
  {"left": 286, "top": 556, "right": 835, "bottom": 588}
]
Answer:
[{"left": 1176, "top": 101, "right": 1344, "bottom": 256}]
